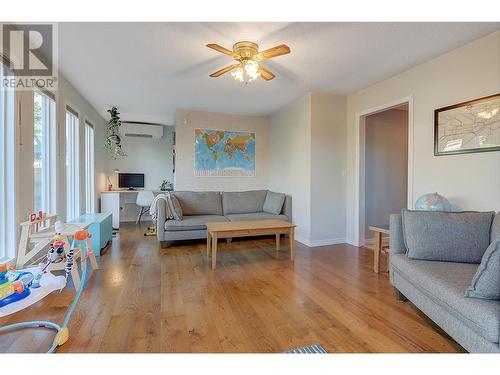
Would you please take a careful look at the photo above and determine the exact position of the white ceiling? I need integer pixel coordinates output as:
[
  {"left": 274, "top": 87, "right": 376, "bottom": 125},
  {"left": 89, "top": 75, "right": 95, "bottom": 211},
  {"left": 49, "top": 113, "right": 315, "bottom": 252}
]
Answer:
[{"left": 58, "top": 22, "right": 500, "bottom": 125}]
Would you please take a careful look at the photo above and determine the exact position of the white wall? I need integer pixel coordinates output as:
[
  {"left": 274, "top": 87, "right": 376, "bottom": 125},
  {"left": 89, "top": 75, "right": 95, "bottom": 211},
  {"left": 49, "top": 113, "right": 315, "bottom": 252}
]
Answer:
[
  {"left": 268, "top": 92, "right": 347, "bottom": 246},
  {"left": 346, "top": 31, "right": 500, "bottom": 244},
  {"left": 104, "top": 126, "right": 175, "bottom": 222},
  {"left": 106, "top": 126, "right": 174, "bottom": 190},
  {"left": 175, "top": 109, "right": 269, "bottom": 192},
  {"left": 310, "top": 92, "right": 347, "bottom": 244},
  {"left": 269, "top": 94, "right": 312, "bottom": 243},
  {"left": 365, "top": 108, "right": 408, "bottom": 239}
]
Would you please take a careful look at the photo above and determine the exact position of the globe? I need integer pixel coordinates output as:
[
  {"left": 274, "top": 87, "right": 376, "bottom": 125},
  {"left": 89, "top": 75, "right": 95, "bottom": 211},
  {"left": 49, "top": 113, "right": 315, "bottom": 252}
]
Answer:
[{"left": 415, "top": 192, "right": 451, "bottom": 211}]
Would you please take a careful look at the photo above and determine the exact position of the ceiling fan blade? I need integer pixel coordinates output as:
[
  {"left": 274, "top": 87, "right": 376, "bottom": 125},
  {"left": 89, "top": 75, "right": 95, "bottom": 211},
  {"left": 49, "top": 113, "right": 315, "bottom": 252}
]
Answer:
[
  {"left": 254, "top": 44, "right": 291, "bottom": 60},
  {"left": 209, "top": 64, "right": 239, "bottom": 77},
  {"left": 258, "top": 66, "right": 275, "bottom": 81},
  {"left": 206, "top": 44, "right": 236, "bottom": 58}
]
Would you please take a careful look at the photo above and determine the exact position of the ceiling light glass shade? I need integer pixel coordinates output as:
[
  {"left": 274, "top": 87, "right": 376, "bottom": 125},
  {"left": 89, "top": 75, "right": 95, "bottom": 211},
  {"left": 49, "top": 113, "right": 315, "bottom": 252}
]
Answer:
[
  {"left": 244, "top": 60, "right": 260, "bottom": 81},
  {"left": 231, "top": 60, "right": 260, "bottom": 83},
  {"left": 231, "top": 66, "right": 244, "bottom": 82}
]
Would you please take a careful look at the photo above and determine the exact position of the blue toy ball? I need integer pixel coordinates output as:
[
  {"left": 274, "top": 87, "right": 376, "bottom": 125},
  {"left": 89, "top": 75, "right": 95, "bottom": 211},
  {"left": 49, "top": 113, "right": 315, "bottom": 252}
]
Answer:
[{"left": 415, "top": 192, "right": 451, "bottom": 211}]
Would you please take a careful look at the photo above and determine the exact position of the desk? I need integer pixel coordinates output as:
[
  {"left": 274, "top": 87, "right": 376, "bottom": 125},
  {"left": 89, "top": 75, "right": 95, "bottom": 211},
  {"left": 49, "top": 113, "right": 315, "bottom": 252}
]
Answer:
[
  {"left": 367, "top": 224, "right": 390, "bottom": 274},
  {"left": 101, "top": 190, "right": 164, "bottom": 229}
]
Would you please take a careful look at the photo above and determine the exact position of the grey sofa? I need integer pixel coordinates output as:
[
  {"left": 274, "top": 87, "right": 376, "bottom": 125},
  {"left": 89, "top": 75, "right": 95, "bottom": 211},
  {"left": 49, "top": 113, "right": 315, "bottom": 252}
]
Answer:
[
  {"left": 389, "top": 211, "right": 500, "bottom": 353},
  {"left": 155, "top": 190, "right": 292, "bottom": 245}
]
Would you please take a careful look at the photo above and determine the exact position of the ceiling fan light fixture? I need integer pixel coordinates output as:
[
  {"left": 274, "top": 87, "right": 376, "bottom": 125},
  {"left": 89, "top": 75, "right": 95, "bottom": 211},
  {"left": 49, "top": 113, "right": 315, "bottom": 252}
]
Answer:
[
  {"left": 230, "top": 60, "right": 260, "bottom": 83},
  {"left": 244, "top": 60, "right": 260, "bottom": 82},
  {"left": 231, "top": 66, "right": 244, "bottom": 82},
  {"left": 207, "top": 41, "right": 290, "bottom": 82}
]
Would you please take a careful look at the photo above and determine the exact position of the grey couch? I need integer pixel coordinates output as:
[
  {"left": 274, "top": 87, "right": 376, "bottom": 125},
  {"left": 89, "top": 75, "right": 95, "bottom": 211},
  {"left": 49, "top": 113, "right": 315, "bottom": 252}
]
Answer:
[
  {"left": 389, "top": 211, "right": 500, "bottom": 353},
  {"left": 155, "top": 190, "right": 292, "bottom": 245}
]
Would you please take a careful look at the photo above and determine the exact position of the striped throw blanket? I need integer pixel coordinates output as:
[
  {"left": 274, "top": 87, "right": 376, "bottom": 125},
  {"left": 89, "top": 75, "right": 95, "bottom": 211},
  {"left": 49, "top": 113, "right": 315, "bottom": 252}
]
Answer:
[{"left": 149, "top": 193, "right": 172, "bottom": 225}]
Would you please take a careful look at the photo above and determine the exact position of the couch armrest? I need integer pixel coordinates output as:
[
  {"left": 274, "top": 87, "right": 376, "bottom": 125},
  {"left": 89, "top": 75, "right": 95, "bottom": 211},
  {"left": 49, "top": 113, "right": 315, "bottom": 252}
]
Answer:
[
  {"left": 390, "top": 213, "right": 407, "bottom": 255},
  {"left": 156, "top": 199, "right": 167, "bottom": 241},
  {"left": 282, "top": 195, "right": 292, "bottom": 222}
]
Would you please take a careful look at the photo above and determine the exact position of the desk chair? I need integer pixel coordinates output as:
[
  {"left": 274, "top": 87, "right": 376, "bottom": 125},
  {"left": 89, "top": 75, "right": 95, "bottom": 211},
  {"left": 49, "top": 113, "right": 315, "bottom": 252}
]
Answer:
[{"left": 136, "top": 190, "right": 154, "bottom": 224}]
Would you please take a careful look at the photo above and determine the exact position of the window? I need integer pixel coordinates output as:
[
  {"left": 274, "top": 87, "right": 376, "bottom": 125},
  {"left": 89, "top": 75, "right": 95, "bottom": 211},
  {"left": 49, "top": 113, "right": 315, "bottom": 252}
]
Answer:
[
  {"left": 85, "top": 120, "right": 95, "bottom": 214},
  {"left": 66, "top": 107, "right": 80, "bottom": 221},
  {"left": 33, "top": 90, "right": 57, "bottom": 214},
  {"left": 0, "top": 64, "right": 16, "bottom": 261}
]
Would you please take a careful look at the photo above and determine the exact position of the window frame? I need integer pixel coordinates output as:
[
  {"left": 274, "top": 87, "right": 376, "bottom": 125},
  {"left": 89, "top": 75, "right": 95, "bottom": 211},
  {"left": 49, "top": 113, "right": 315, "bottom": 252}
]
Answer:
[
  {"left": 0, "top": 63, "right": 16, "bottom": 262},
  {"left": 84, "top": 119, "right": 95, "bottom": 214},
  {"left": 65, "top": 106, "right": 80, "bottom": 221},
  {"left": 33, "top": 89, "right": 57, "bottom": 214}
]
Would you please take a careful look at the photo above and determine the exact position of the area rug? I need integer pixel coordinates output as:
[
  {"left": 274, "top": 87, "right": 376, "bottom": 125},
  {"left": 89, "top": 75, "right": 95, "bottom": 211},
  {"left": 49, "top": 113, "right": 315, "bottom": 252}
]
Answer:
[{"left": 285, "top": 343, "right": 327, "bottom": 353}]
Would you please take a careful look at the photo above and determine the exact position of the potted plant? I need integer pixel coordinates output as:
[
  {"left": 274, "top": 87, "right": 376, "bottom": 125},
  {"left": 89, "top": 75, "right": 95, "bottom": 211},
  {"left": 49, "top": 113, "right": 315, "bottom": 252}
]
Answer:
[
  {"left": 105, "top": 106, "right": 126, "bottom": 159},
  {"left": 159, "top": 180, "right": 174, "bottom": 192}
]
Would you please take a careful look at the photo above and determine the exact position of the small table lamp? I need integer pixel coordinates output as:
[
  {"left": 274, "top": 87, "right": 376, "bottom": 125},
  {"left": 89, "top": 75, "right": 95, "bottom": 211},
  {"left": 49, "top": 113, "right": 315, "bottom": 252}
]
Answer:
[{"left": 107, "top": 168, "right": 120, "bottom": 191}]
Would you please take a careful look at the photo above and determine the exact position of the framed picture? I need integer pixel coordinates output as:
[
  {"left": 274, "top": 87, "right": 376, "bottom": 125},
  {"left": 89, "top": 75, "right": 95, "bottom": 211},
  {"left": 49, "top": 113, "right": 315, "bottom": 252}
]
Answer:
[
  {"left": 434, "top": 93, "right": 500, "bottom": 156},
  {"left": 194, "top": 129, "right": 256, "bottom": 177}
]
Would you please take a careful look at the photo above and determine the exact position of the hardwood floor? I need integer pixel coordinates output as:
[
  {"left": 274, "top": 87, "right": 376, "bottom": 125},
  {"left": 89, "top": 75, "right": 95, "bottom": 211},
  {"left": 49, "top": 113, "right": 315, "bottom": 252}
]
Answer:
[{"left": 0, "top": 222, "right": 463, "bottom": 353}]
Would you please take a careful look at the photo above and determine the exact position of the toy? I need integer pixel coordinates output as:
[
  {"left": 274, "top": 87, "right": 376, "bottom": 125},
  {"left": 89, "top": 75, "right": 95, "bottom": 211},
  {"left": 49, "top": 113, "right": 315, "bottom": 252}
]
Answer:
[
  {"left": 0, "top": 227, "right": 93, "bottom": 352},
  {"left": 16, "top": 213, "right": 59, "bottom": 270},
  {"left": 73, "top": 230, "right": 95, "bottom": 263},
  {"left": 29, "top": 211, "right": 47, "bottom": 232},
  {"left": 32, "top": 229, "right": 66, "bottom": 289},
  {"left": 64, "top": 247, "right": 74, "bottom": 280},
  {"left": 31, "top": 273, "right": 42, "bottom": 288},
  {"left": 39, "top": 239, "right": 65, "bottom": 273},
  {"left": 144, "top": 226, "right": 156, "bottom": 236},
  {"left": 0, "top": 264, "right": 31, "bottom": 307},
  {"left": 74, "top": 229, "right": 91, "bottom": 241}
]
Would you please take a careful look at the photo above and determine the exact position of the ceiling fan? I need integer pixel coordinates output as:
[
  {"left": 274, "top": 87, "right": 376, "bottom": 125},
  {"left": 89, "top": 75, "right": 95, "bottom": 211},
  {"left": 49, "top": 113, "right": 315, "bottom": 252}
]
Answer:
[{"left": 207, "top": 41, "right": 291, "bottom": 83}]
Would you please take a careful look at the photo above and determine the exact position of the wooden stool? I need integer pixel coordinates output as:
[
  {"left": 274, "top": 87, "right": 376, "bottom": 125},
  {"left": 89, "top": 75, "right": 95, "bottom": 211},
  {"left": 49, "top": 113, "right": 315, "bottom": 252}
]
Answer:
[{"left": 368, "top": 224, "right": 390, "bottom": 273}]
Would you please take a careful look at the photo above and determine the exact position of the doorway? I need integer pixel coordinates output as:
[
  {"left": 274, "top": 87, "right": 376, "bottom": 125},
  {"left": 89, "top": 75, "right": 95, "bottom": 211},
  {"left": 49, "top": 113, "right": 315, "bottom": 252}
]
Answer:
[
  {"left": 364, "top": 104, "right": 408, "bottom": 242},
  {"left": 354, "top": 97, "right": 413, "bottom": 246}
]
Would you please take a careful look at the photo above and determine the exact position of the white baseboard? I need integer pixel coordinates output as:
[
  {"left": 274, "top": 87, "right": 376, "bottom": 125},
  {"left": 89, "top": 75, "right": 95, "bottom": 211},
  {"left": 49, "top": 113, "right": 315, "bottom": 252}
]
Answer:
[
  {"left": 294, "top": 236, "right": 346, "bottom": 248},
  {"left": 310, "top": 238, "right": 346, "bottom": 247},
  {"left": 294, "top": 235, "right": 310, "bottom": 247}
]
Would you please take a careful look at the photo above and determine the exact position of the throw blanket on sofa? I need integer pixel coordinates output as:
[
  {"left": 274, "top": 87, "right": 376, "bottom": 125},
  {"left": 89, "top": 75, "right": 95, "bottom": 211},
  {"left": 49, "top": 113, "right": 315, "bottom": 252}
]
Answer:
[{"left": 150, "top": 193, "right": 171, "bottom": 225}]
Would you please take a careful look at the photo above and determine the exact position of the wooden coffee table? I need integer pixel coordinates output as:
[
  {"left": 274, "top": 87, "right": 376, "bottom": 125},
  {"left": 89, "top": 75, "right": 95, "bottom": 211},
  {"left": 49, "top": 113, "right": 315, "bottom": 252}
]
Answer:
[{"left": 206, "top": 219, "right": 296, "bottom": 270}]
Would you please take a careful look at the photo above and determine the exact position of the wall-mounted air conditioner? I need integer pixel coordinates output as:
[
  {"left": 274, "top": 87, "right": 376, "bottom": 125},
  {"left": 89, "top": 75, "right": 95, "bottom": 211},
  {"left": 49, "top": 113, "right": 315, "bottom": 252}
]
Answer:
[{"left": 121, "top": 121, "right": 164, "bottom": 139}]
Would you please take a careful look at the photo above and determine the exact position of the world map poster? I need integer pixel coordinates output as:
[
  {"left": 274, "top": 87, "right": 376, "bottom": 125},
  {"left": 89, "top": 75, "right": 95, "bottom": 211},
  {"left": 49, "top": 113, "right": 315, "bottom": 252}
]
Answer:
[{"left": 195, "top": 129, "right": 256, "bottom": 177}]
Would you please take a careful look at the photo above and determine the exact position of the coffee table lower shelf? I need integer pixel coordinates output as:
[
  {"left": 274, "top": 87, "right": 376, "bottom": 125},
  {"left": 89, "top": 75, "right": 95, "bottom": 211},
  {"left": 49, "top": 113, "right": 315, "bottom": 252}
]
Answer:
[{"left": 206, "top": 219, "right": 296, "bottom": 270}]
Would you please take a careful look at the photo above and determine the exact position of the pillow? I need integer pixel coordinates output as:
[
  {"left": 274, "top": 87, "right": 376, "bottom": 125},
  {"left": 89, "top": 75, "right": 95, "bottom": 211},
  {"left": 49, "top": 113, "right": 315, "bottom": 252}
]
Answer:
[
  {"left": 402, "top": 209, "right": 494, "bottom": 263},
  {"left": 167, "top": 194, "right": 183, "bottom": 221},
  {"left": 465, "top": 237, "right": 500, "bottom": 300},
  {"left": 263, "top": 191, "right": 286, "bottom": 215}
]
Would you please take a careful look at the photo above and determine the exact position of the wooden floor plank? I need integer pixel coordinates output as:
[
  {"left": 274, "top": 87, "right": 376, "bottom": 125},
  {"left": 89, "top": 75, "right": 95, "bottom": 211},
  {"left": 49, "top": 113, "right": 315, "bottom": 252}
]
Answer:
[{"left": 0, "top": 222, "right": 463, "bottom": 353}]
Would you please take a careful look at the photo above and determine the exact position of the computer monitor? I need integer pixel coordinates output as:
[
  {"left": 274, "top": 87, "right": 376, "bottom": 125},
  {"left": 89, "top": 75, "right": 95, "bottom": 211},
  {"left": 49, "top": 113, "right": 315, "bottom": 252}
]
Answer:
[{"left": 118, "top": 173, "right": 145, "bottom": 190}]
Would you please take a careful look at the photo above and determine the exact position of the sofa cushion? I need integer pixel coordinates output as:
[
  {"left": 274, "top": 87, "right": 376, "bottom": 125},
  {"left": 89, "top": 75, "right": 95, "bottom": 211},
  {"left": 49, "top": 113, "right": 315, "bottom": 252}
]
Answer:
[
  {"left": 466, "top": 237, "right": 500, "bottom": 300},
  {"left": 171, "top": 191, "right": 222, "bottom": 216},
  {"left": 222, "top": 190, "right": 267, "bottom": 215},
  {"left": 225, "top": 212, "right": 289, "bottom": 222},
  {"left": 391, "top": 254, "right": 500, "bottom": 343},
  {"left": 491, "top": 212, "right": 500, "bottom": 243},
  {"left": 167, "top": 194, "right": 183, "bottom": 221},
  {"left": 402, "top": 209, "right": 494, "bottom": 263},
  {"left": 263, "top": 191, "right": 286, "bottom": 215},
  {"left": 165, "top": 215, "right": 228, "bottom": 231}
]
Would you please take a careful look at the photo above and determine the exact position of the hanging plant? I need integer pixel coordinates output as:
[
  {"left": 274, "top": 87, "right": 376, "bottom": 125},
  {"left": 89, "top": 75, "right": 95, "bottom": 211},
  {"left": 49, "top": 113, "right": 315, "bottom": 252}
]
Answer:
[{"left": 105, "top": 106, "right": 127, "bottom": 159}]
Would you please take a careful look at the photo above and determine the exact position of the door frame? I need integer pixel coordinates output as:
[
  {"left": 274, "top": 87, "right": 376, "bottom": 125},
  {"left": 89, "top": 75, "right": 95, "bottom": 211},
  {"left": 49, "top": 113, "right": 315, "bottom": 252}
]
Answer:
[{"left": 354, "top": 95, "right": 414, "bottom": 247}]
